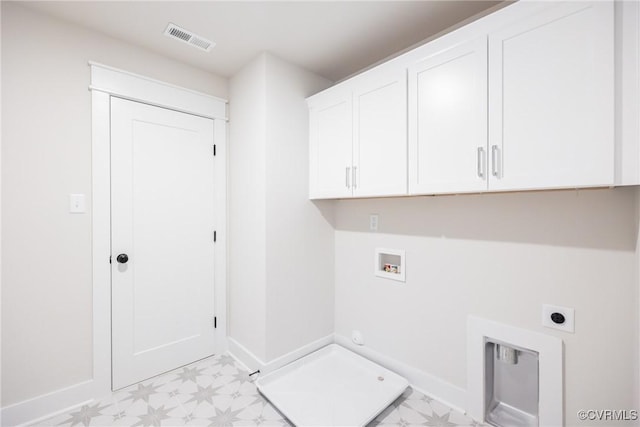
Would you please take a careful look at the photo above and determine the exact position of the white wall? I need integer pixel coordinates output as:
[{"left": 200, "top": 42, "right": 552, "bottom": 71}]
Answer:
[
  {"left": 636, "top": 187, "right": 640, "bottom": 409},
  {"left": 229, "top": 53, "right": 334, "bottom": 363},
  {"left": 229, "top": 55, "right": 268, "bottom": 361},
  {"left": 0, "top": 1, "right": 4, "bottom": 411},
  {"left": 263, "top": 55, "right": 335, "bottom": 361},
  {"left": 1, "top": 2, "right": 227, "bottom": 407},
  {"left": 333, "top": 188, "right": 639, "bottom": 426}
]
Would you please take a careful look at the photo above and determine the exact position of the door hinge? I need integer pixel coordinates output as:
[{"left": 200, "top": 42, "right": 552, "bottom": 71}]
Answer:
[
  {"left": 213, "top": 145, "right": 216, "bottom": 156},
  {"left": 214, "top": 230, "right": 217, "bottom": 242},
  {"left": 109, "top": 255, "right": 112, "bottom": 264},
  {"left": 213, "top": 316, "right": 217, "bottom": 329}
]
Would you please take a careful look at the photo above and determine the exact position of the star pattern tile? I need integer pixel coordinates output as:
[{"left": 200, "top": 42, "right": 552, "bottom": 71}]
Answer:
[
  {"left": 421, "top": 411, "right": 458, "bottom": 427},
  {"left": 34, "top": 353, "right": 487, "bottom": 427},
  {"left": 58, "top": 402, "right": 111, "bottom": 427},
  {"left": 207, "top": 406, "right": 244, "bottom": 427},
  {"left": 132, "top": 405, "right": 174, "bottom": 427},
  {"left": 216, "top": 354, "right": 236, "bottom": 367},
  {"left": 186, "top": 384, "right": 219, "bottom": 406},
  {"left": 175, "top": 366, "right": 207, "bottom": 384},
  {"left": 123, "top": 383, "right": 162, "bottom": 404}
]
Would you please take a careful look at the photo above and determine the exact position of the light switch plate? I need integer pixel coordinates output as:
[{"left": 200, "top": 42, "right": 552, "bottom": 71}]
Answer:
[
  {"left": 69, "top": 194, "right": 86, "bottom": 213},
  {"left": 542, "top": 304, "right": 574, "bottom": 333}
]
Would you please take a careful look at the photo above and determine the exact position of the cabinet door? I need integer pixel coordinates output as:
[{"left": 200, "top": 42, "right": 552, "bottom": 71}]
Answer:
[
  {"left": 408, "top": 37, "right": 488, "bottom": 195},
  {"left": 618, "top": 0, "right": 640, "bottom": 185},
  {"left": 308, "top": 89, "right": 353, "bottom": 199},
  {"left": 352, "top": 68, "right": 407, "bottom": 197},
  {"left": 488, "top": 2, "right": 614, "bottom": 191}
]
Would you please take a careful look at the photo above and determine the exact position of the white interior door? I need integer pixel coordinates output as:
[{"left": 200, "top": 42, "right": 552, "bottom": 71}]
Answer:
[{"left": 111, "top": 97, "right": 217, "bottom": 390}]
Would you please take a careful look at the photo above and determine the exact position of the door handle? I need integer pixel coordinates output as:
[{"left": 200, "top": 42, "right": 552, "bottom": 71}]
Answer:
[
  {"left": 346, "top": 167, "right": 351, "bottom": 189},
  {"left": 491, "top": 145, "right": 500, "bottom": 178},
  {"left": 116, "top": 253, "right": 129, "bottom": 264},
  {"left": 477, "top": 147, "right": 485, "bottom": 179},
  {"left": 352, "top": 166, "right": 358, "bottom": 189}
]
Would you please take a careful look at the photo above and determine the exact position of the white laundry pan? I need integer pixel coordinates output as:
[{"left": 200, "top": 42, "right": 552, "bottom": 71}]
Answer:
[{"left": 256, "top": 344, "right": 408, "bottom": 426}]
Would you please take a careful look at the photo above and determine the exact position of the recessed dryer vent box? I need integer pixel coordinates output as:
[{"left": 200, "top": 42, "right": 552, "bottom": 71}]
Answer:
[{"left": 374, "top": 248, "right": 405, "bottom": 282}]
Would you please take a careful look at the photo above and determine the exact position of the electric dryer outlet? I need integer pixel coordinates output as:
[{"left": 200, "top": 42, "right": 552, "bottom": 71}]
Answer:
[{"left": 542, "top": 304, "right": 575, "bottom": 333}]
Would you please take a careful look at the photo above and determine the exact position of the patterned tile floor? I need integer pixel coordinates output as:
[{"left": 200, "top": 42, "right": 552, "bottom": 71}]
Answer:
[{"left": 35, "top": 353, "right": 484, "bottom": 427}]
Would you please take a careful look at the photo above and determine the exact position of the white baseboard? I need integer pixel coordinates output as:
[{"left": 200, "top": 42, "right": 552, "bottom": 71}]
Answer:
[
  {"left": 1, "top": 380, "right": 95, "bottom": 427},
  {"left": 227, "top": 337, "right": 265, "bottom": 372},
  {"left": 333, "top": 334, "right": 468, "bottom": 415},
  {"left": 1, "top": 335, "right": 229, "bottom": 427},
  {"left": 227, "top": 334, "right": 334, "bottom": 375}
]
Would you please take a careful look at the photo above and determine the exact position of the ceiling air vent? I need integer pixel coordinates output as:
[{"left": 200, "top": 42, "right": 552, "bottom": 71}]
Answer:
[{"left": 164, "top": 23, "right": 215, "bottom": 52}]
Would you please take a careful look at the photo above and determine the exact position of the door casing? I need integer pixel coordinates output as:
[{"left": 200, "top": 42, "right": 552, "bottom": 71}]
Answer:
[{"left": 90, "top": 62, "right": 228, "bottom": 398}]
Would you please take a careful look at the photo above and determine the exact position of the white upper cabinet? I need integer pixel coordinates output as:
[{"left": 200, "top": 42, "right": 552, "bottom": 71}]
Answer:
[
  {"left": 352, "top": 67, "right": 407, "bottom": 197},
  {"left": 408, "top": 37, "right": 488, "bottom": 195},
  {"left": 617, "top": 0, "right": 640, "bottom": 185},
  {"left": 308, "top": 67, "right": 407, "bottom": 199},
  {"left": 308, "top": 0, "right": 627, "bottom": 199},
  {"left": 308, "top": 87, "right": 352, "bottom": 199},
  {"left": 487, "top": 2, "right": 614, "bottom": 191}
]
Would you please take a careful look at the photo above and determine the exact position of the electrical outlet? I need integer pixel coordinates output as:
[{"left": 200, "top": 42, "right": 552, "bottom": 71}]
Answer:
[
  {"left": 369, "top": 214, "right": 379, "bottom": 232},
  {"left": 542, "top": 304, "right": 575, "bottom": 333}
]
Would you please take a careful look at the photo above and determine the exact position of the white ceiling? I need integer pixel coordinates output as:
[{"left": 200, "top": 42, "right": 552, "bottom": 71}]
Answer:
[{"left": 20, "top": 1, "right": 503, "bottom": 82}]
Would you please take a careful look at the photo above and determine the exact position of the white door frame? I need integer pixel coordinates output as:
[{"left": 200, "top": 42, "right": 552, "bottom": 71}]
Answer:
[{"left": 90, "top": 62, "right": 228, "bottom": 399}]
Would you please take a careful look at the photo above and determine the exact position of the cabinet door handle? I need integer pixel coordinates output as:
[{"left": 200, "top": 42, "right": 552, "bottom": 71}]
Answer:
[
  {"left": 491, "top": 145, "right": 500, "bottom": 178},
  {"left": 477, "top": 147, "right": 485, "bottom": 179},
  {"left": 352, "top": 166, "right": 358, "bottom": 189},
  {"left": 346, "top": 167, "right": 351, "bottom": 189}
]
